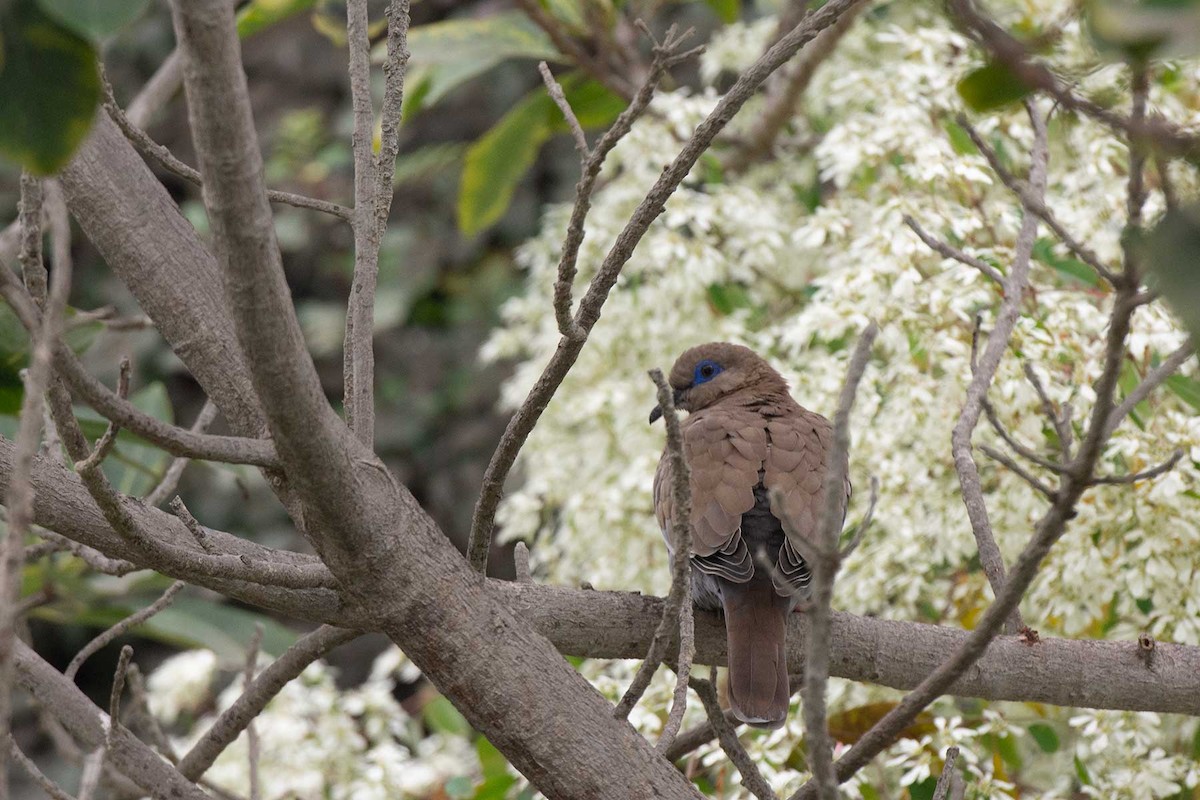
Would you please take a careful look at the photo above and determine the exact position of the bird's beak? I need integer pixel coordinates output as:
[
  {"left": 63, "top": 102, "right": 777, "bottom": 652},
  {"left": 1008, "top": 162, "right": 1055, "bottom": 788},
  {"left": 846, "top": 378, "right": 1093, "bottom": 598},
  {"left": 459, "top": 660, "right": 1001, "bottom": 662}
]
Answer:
[{"left": 648, "top": 389, "right": 685, "bottom": 424}]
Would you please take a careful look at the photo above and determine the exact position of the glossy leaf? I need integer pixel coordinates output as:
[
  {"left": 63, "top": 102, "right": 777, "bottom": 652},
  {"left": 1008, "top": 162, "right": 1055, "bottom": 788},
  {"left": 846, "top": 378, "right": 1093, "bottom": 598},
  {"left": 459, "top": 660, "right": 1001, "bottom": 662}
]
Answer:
[
  {"left": 395, "top": 12, "right": 563, "bottom": 113},
  {"left": 458, "top": 75, "right": 623, "bottom": 235},
  {"left": 1166, "top": 374, "right": 1200, "bottom": 412},
  {"left": 827, "top": 702, "right": 935, "bottom": 744},
  {"left": 0, "top": 0, "right": 100, "bottom": 174},
  {"left": 957, "top": 60, "right": 1032, "bottom": 112},
  {"left": 236, "top": 0, "right": 317, "bottom": 38},
  {"left": 705, "top": 0, "right": 740, "bottom": 23},
  {"left": 1028, "top": 722, "right": 1060, "bottom": 753},
  {"left": 35, "top": 0, "right": 150, "bottom": 39}
]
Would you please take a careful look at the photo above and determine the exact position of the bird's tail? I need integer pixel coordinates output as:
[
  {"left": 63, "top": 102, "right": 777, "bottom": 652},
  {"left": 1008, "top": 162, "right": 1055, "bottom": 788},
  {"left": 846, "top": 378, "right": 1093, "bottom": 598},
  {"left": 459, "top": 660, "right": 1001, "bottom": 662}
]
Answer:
[{"left": 721, "top": 580, "right": 791, "bottom": 729}]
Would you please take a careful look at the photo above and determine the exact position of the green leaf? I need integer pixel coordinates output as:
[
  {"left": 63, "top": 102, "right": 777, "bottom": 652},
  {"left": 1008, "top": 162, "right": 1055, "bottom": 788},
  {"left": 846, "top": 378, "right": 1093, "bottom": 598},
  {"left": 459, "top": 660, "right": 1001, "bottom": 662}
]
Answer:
[
  {"left": 424, "top": 695, "right": 470, "bottom": 736},
  {"left": 1028, "top": 722, "right": 1060, "bottom": 753},
  {"left": 1033, "top": 238, "right": 1103, "bottom": 288},
  {"left": 136, "top": 596, "right": 298, "bottom": 663},
  {"left": 476, "top": 737, "right": 510, "bottom": 781},
  {"left": 942, "top": 118, "right": 979, "bottom": 156},
  {"left": 457, "top": 74, "right": 623, "bottom": 235},
  {"left": 235, "top": 0, "right": 317, "bottom": 39},
  {"left": 0, "top": 0, "right": 100, "bottom": 174},
  {"left": 704, "top": 0, "right": 740, "bottom": 23},
  {"left": 0, "top": 305, "right": 102, "bottom": 415},
  {"left": 907, "top": 776, "right": 938, "bottom": 800},
  {"left": 707, "top": 283, "right": 753, "bottom": 316},
  {"left": 1089, "top": 0, "right": 1200, "bottom": 61},
  {"left": 35, "top": 0, "right": 150, "bottom": 39},
  {"left": 396, "top": 12, "right": 563, "bottom": 113},
  {"left": 1074, "top": 754, "right": 1092, "bottom": 786},
  {"left": 473, "top": 775, "right": 517, "bottom": 800},
  {"left": 1166, "top": 374, "right": 1200, "bottom": 412},
  {"left": 957, "top": 60, "right": 1032, "bottom": 112},
  {"left": 1144, "top": 207, "right": 1200, "bottom": 343}
]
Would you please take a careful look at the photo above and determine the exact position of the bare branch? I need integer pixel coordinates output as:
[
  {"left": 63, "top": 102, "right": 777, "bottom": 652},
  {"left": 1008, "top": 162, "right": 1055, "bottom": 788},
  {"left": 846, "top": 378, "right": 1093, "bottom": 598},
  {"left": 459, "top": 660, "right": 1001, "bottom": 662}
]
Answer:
[
  {"left": 514, "top": 0, "right": 636, "bottom": 100},
  {"left": 65, "top": 583, "right": 184, "bottom": 681},
  {"left": 979, "top": 444, "right": 1056, "bottom": 498},
  {"left": 244, "top": 626, "right": 263, "bottom": 800},
  {"left": 805, "top": 321, "right": 878, "bottom": 800},
  {"left": 839, "top": 475, "right": 879, "bottom": 560},
  {"left": 75, "top": 749, "right": 104, "bottom": 800},
  {"left": 468, "top": 0, "right": 864, "bottom": 573},
  {"left": 1, "top": 174, "right": 71, "bottom": 797},
  {"left": 693, "top": 672, "right": 778, "bottom": 800},
  {"left": 8, "top": 736, "right": 78, "bottom": 800},
  {"left": 956, "top": 113, "right": 1119, "bottom": 286},
  {"left": 663, "top": 708, "right": 740, "bottom": 762},
  {"left": 725, "top": 1, "right": 866, "bottom": 173},
  {"left": 1023, "top": 362, "right": 1072, "bottom": 461},
  {"left": 1091, "top": 449, "right": 1184, "bottom": 485},
  {"left": 981, "top": 398, "right": 1066, "bottom": 472},
  {"left": 931, "top": 746, "right": 961, "bottom": 800},
  {"left": 648, "top": 368, "right": 695, "bottom": 754},
  {"left": 615, "top": 368, "right": 694, "bottom": 723},
  {"left": 74, "top": 356, "right": 131, "bottom": 475},
  {"left": 107, "top": 645, "right": 134, "bottom": 746},
  {"left": 13, "top": 638, "right": 212, "bottom": 800},
  {"left": 904, "top": 214, "right": 1004, "bottom": 285},
  {"left": 949, "top": 103, "right": 1048, "bottom": 635},
  {"left": 1104, "top": 338, "right": 1195, "bottom": 439},
  {"left": 144, "top": 400, "right": 219, "bottom": 506},
  {"left": 125, "top": 663, "right": 178, "bottom": 763},
  {"left": 178, "top": 626, "right": 357, "bottom": 782},
  {"left": 513, "top": 541, "right": 533, "bottom": 583},
  {"left": 540, "top": 62, "right": 589, "bottom": 158},
  {"left": 101, "top": 69, "right": 353, "bottom": 222}
]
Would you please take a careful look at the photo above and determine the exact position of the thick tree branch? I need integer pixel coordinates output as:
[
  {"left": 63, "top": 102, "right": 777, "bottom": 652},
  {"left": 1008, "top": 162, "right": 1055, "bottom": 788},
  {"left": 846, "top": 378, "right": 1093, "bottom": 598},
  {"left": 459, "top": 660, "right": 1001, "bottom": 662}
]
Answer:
[{"left": 12, "top": 640, "right": 212, "bottom": 800}]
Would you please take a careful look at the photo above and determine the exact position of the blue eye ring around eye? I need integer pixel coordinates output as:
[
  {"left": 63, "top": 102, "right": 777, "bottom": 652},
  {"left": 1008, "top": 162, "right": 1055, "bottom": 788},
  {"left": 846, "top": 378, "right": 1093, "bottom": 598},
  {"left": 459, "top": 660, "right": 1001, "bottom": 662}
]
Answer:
[{"left": 693, "top": 359, "right": 723, "bottom": 386}]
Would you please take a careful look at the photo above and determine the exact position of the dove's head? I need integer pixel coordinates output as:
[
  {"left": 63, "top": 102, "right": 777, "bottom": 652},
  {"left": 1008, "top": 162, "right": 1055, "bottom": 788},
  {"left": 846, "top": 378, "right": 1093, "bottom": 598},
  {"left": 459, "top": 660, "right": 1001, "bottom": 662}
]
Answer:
[{"left": 649, "top": 342, "right": 789, "bottom": 423}]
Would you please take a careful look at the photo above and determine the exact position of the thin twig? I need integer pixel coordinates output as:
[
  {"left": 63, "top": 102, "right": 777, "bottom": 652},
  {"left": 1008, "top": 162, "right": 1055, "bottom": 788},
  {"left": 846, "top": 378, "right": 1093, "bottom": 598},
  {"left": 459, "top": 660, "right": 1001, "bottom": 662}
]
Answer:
[
  {"left": 144, "top": 400, "right": 220, "bottom": 507},
  {"left": 75, "top": 356, "right": 131, "bottom": 475},
  {"left": 662, "top": 709, "right": 741, "bottom": 762},
  {"left": 950, "top": 103, "right": 1048, "bottom": 635},
  {"left": 469, "top": 0, "right": 861, "bottom": 572},
  {"left": 615, "top": 368, "right": 694, "bottom": 722},
  {"left": 514, "top": 0, "right": 636, "bottom": 100},
  {"left": 513, "top": 541, "right": 533, "bottom": 583},
  {"left": 839, "top": 475, "right": 879, "bottom": 560},
  {"left": 725, "top": 0, "right": 866, "bottom": 173},
  {"left": 693, "top": 672, "right": 778, "bottom": 800},
  {"left": 8, "top": 736, "right": 78, "bottom": 800},
  {"left": 980, "top": 397, "right": 1067, "bottom": 473},
  {"left": 177, "top": 626, "right": 358, "bottom": 781},
  {"left": 101, "top": 68, "right": 353, "bottom": 222},
  {"left": 979, "top": 444, "right": 1056, "bottom": 498},
  {"left": 1023, "top": 362, "right": 1072, "bottom": 461},
  {"left": 947, "top": 0, "right": 1200, "bottom": 160},
  {"left": 650, "top": 369, "right": 694, "bottom": 754},
  {"left": 244, "top": 625, "right": 263, "bottom": 800},
  {"left": 931, "top": 746, "right": 961, "bottom": 800},
  {"left": 804, "top": 321, "right": 878, "bottom": 800},
  {"left": 1091, "top": 449, "right": 1184, "bottom": 485},
  {"left": 956, "top": 113, "right": 1119, "bottom": 286},
  {"left": 1104, "top": 339, "right": 1195, "bottom": 439},
  {"left": 2, "top": 174, "right": 69, "bottom": 798},
  {"left": 76, "top": 747, "right": 105, "bottom": 800},
  {"left": 904, "top": 215, "right": 1004, "bottom": 285},
  {"left": 540, "top": 62, "right": 589, "bottom": 157},
  {"left": 125, "top": 663, "right": 178, "bottom": 763},
  {"left": 107, "top": 645, "right": 134, "bottom": 747},
  {"left": 65, "top": 583, "right": 184, "bottom": 681}
]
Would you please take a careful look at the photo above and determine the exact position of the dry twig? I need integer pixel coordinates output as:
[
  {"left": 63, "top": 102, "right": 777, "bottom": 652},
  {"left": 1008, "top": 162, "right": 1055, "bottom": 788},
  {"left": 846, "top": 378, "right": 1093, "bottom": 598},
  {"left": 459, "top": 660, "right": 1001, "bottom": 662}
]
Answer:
[
  {"left": 65, "top": 583, "right": 184, "bottom": 681},
  {"left": 903, "top": 215, "right": 1004, "bottom": 285},
  {"left": 693, "top": 672, "right": 777, "bottom": 800}
]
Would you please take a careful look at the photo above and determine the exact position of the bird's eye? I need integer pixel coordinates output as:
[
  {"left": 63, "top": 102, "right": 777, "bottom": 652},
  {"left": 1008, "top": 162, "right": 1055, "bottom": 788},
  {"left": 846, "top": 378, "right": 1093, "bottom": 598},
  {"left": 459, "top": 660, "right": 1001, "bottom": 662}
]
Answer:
[{"left": 693, "top": 360, "right": 723, "bottom": 385}]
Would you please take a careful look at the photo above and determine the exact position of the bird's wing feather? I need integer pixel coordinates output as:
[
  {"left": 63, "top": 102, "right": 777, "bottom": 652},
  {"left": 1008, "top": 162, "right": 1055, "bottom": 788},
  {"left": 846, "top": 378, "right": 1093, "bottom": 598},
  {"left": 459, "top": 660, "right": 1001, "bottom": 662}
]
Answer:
[{"left": 763, "top": 410, "right": 850, "bottom": 583}]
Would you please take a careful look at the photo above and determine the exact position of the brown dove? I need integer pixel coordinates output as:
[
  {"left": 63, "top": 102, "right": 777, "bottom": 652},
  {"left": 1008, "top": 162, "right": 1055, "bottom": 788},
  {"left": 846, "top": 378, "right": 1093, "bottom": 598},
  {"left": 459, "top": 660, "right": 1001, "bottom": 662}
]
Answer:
[{"left": 650, "top": 343, "right": 848, "bottom": 729}]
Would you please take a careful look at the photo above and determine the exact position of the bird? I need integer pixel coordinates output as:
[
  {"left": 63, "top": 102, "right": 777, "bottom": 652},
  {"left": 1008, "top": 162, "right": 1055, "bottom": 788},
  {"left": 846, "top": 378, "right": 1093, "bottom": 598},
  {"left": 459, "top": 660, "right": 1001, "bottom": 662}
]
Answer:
[{"left": 650, "top": 342, "right": 848, "bottom": 729}]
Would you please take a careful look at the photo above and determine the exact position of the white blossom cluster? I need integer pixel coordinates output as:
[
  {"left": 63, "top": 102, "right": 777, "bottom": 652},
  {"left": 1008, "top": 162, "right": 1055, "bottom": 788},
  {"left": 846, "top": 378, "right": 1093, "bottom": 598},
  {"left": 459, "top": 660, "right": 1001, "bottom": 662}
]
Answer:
[
  {"left": 146, "top": 647, "right": 479, "bottom": 799},
  {"left": 483, "top": 0, "right": 1200, "bottom": 796}
]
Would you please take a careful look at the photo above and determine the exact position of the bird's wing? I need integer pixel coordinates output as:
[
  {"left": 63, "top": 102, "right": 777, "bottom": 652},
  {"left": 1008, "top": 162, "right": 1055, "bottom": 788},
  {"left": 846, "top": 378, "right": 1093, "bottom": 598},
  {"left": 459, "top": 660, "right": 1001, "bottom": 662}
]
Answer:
[
  {"left": 654, "top": 408, "right": 767, "bottom": 583},
  {"left": 763, "top": 409, "right": 850, "bottom": 593}
]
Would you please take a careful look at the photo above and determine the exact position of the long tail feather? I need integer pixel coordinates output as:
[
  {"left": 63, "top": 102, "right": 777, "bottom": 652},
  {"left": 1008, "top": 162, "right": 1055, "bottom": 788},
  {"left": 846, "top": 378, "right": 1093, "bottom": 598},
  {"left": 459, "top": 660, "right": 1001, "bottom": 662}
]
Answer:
[{"left": 720, "top": 580, "right": 791, "bottom": 729}]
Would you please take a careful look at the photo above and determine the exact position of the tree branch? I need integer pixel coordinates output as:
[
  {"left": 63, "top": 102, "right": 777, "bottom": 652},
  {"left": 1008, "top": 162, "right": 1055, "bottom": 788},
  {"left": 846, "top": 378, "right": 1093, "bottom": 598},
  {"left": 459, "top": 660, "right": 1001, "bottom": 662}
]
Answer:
[
  {"left": 65, "top": 583, "right": 184, "bottom": 681},
  {"left": 948, "top": 103, "right": 1048, "bottom": 635},
  {"left": 693, "top": 673, "right": 777, "bottom": 800}
]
